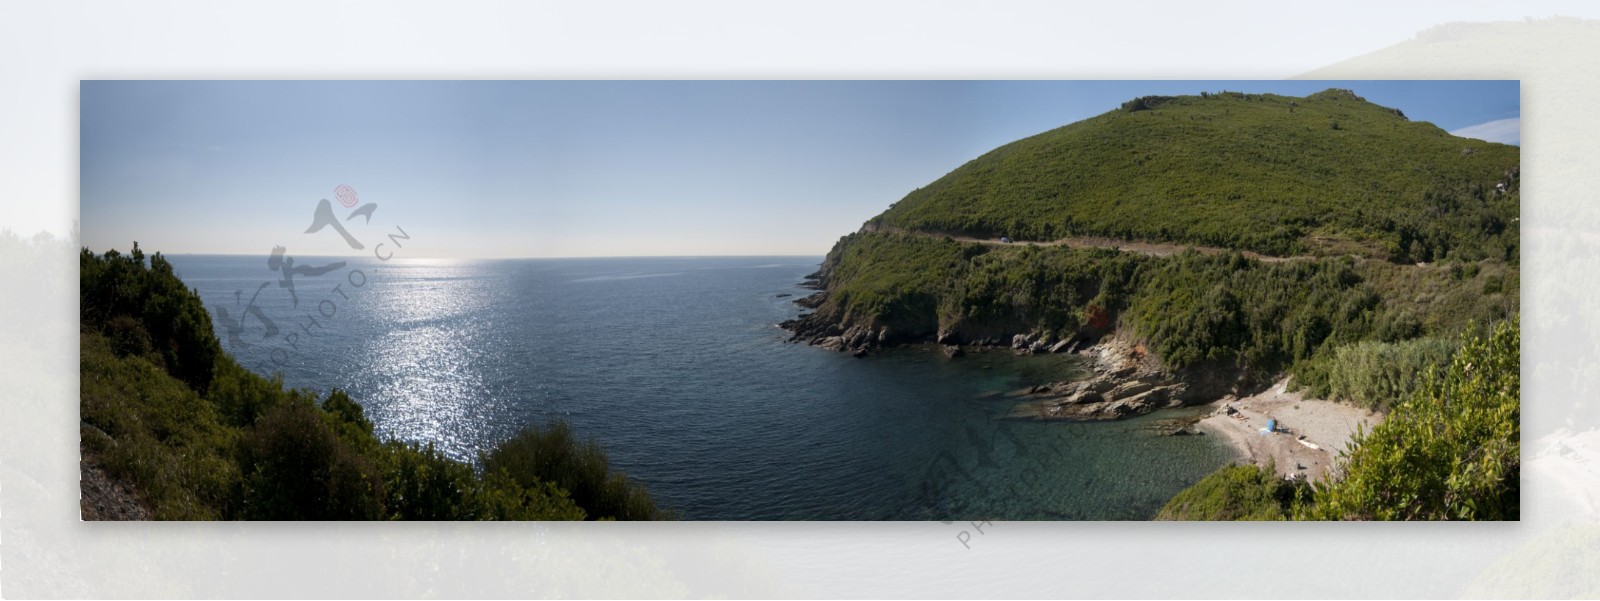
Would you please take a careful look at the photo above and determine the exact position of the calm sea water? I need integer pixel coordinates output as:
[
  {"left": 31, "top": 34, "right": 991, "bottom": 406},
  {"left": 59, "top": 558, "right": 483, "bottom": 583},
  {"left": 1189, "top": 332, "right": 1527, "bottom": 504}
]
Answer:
[{"left": 166, "top": 254, "right": 1233, "bottom": 520}]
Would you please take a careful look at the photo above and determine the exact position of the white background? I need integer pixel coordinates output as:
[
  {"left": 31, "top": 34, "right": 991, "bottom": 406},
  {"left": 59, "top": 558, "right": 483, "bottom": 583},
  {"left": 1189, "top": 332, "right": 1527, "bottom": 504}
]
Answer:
[{"left": 3, "top": 1, "right": 1599, "bottom": 598}]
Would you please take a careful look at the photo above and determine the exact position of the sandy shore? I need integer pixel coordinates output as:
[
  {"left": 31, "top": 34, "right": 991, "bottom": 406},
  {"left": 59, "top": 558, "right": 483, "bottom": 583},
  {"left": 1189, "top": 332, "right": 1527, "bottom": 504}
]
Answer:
[{"left": 1195, "top": 378, "right": 1381, "bottom": 482}]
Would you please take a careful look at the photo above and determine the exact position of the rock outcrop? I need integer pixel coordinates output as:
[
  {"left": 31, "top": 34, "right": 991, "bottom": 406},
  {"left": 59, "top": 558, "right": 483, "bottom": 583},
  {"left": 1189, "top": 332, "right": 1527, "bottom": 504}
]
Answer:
[
  {"left": 780, "top": 306, "right": 893, "bottom": 356},
  {"left": 780, "top": 289, "right": 1098, "bottom": 358},
  {"left": 779, "top": 274, "right": 1243, "bottom": 422},
  {"left": 1006, "top": 333, "right": 1236, "bottom": 421}
]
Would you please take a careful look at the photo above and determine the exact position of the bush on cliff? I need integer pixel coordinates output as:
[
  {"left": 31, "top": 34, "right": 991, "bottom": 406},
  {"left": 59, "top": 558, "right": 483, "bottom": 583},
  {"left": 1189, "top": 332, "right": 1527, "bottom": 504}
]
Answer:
[
  {"left": 810, "top": 233, "right": 1511, "bottom": 380},
  {"left": 80, "top": 243, "right": 221, "bottom": 393},
  {"left": 482, "top": 421, "right": 672, "bottom": 521},
  {"left": 236, "top": 395, "right": 387, "bottom": 520}
]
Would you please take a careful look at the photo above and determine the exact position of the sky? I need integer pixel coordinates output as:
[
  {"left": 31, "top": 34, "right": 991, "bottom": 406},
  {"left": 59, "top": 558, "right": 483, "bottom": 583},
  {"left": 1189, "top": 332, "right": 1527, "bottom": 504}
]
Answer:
[{"left": 79, "top": 80, "right": 1520, "bottom": 259}]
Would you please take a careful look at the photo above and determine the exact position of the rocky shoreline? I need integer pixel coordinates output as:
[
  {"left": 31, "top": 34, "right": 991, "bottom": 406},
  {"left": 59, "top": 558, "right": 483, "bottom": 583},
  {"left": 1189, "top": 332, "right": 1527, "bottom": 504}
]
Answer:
[
  {"left": 779, "top": 272, "right": 1104, "bottom": 359},
  {"left": 1004, "top": 334, "right": 1213, "bottom": 421},
  {"left": 780, "top": 286, "right": 1242, "bottom": 422},
  {"left": 779, "top": 301, "right": 1092, "bottom": 359}
]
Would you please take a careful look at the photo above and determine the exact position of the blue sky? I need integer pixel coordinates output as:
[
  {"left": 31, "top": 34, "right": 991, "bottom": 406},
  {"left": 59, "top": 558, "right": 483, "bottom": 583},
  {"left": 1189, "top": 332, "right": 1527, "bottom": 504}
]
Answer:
[{"left": 80, "top": 80, "right": 1520, "bottom": 258}]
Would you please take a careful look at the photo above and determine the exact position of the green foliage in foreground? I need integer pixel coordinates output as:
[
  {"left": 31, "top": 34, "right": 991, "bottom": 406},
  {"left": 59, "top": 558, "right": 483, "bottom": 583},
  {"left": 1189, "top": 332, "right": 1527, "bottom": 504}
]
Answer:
[
  {"left": 81, "top": 332, "right": 238, "bottom": 519},
  {"left": 1160, "top": 319, "right": 1520, "bottom": 520},
  {"left": 1296, "top": 318, "right": 1520, "bottom": 520},
  {"left": 80, "top": 243, "right": 221, "bottom": 393},
  {"left": 483, "top": 420, "right": 670, "bottom": 521},
  {"left": 80, "top": 245, "right": 668, "bottom": 520},
  {"left": 1155, "top": 463, "right": 1306, "bottom": 521},
  {"left": 870, "top": 89, "right": 1520, "bottom": 262}
]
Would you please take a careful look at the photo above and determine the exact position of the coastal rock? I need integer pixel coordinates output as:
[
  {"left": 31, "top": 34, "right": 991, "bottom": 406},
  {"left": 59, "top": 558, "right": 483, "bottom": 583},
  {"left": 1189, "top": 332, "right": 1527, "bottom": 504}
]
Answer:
[
  {"left": 1086, "top": 379, "right": 1117, "bottom": 395},
  {"left": 1068, "top": 391, "right": 1106, "bottom": 405},
  {"left": 1107, "top": 379, "right": 1160, "bottom": 400},
  {"left": 793, "top": 292, "right": 826, "bottom": 309},
  {"left": 1119, "top": 388, "right": 1169, "bottom": 412},
  {"left": 845, "top": 326, "right": 871, "bottom": 348},
  {"left": 779, "top": 287, "right": 1245, "bottom": 421},
  {"left": 781, "top": 306, "right": 889, "bottom": 356},
  {"left": 1006, "top": 332, "right": 1237, "bottom": 422}
]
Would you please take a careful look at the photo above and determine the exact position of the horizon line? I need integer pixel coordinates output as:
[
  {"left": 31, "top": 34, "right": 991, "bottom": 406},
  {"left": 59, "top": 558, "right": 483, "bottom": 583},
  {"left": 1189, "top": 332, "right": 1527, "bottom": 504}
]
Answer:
[{"left": 120, "top": 250, "right": 829, "bottom": 261}]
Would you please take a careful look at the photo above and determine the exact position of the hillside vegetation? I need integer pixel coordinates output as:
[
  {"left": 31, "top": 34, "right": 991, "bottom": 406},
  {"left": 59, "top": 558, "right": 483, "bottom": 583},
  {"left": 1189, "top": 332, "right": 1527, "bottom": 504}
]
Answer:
[
  {"left": 1159, "top": 319, "right": 1520, "bottom": 520},
  {"left": 1155, "top": 462, "right": 1305, "bottom": 521},
  {"left": 80, "top": 244, "right": 670, "bottom": 520},
  {"left": 870, "top": 89, "right": 1519, "bottom": 262},
  {"left": 1296, "top": 318, "right": 1519, "bottom": 520},
  {"left": 791, "top": 88, "right": 1520, "bottom": 521},
  {"left": 795, "top": 89, "right": 1518, "bottom": 404},
  {"left": 800, "top": 231, "right": 1514, "bottom": 392}
]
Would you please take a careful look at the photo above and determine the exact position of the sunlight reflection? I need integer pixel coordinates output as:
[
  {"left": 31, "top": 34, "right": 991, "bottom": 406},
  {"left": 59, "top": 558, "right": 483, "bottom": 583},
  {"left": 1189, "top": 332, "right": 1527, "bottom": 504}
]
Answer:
[{"left": 355, "top": 261, "right": 512, "bottom": 461}]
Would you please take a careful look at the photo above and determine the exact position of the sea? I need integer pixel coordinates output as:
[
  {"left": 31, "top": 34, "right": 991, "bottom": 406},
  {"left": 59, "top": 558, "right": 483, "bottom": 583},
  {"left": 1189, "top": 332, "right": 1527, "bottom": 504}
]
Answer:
[{"left": 166, "top": 254, "right": 1234, "bottom": 520}]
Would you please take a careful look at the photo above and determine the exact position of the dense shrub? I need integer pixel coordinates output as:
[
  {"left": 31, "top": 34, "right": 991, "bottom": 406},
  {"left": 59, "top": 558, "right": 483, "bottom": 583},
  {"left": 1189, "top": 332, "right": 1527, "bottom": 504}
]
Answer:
[
  {"left": 207, "top": 358, "right": 292, "bottom": 427},
  {"left": 1122, "top": 251, "right": 1379, "bottom": 374},
  {"left": 1295, "top": 319, "right": 1520, "bottom": 520},
  {"left": 378, "top": 441, "right": 585, "bottom": 521},
  {"left": 79, "top": 332, "right": 239, "bottom": 520},
  {"left": 1291, "top": 337, "right": 1458, "bottom": 410},
  {"left": 482, "top": 421, "right": 672, "bottom": 521},
  {"left": 951, "top": 245, "right": 1140, "bottom": 341},
  {"left": 1156, "top": 463, "right": 1306, "bottom": 520},
  {"left": 237, "top": 397, "right": 386, "bottom": 520},
  {"left": 80, "top": 244, "right": 222, "bottom": 393}
]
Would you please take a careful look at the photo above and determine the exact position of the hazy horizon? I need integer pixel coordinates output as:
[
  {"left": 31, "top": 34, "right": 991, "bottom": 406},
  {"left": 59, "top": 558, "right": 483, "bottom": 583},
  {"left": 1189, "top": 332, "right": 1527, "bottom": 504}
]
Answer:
[{"left": 80, "top": 80, "right": 1520, "bottom": 260}]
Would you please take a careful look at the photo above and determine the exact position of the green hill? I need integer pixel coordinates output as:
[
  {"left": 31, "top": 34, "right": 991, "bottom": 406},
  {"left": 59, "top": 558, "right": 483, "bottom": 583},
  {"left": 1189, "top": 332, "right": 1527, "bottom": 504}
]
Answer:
[
  {"left": 786, "top": 88, "right": 1519, "bottom": 398},
  {"left": 870, "top": 89, "right": 1519, "bottom": 262},
  {"left": 784, "top": 87, "right": 1522, "bottom": 521}
]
